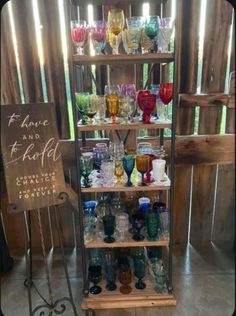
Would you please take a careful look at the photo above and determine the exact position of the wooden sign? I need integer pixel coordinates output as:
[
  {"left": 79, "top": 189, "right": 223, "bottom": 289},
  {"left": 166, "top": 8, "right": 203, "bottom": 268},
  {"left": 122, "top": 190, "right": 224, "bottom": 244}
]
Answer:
[{"left": 1, "top": 103, "right": 66, "bottom": 213}]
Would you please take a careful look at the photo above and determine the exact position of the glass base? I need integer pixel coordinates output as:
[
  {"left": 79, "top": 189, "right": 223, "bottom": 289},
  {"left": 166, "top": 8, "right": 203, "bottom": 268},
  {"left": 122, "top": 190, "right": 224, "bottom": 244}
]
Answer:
[
  {"left": 89, "top": 285, "right": 102, "bottom": 295},
  {"left": 147, "top": 235, "right": 158, "bottom": 241},
  {"left": 104, "top": 236, "right": 115, "bottom": 243},
  {"left": 119, "top": 285, "right": 132, "bottom": 294},
  {"left": 106, "top": 282, "right": 117, "bottom": 291},
  {"left": 135, "top": 280, "right": 146, "bottom": 290},
  {"left": 132, "top": 233, "right": 145, "bottom": 241}
]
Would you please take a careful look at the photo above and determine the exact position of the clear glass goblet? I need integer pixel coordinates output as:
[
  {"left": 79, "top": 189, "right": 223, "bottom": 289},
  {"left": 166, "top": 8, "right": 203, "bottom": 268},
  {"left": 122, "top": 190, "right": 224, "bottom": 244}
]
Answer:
[{"left": 157, "top": 17, "right": 174, "bottom": 52}]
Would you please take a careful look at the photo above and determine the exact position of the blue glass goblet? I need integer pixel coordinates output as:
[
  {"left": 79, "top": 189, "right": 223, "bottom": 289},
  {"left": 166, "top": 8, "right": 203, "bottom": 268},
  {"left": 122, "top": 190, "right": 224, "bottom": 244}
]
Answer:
[
  {"left": 88, "top": 265, "right": 102, "bottom": 295},
  {"left": 122, "top": 155, "right": 135, "bottom": 187},
  {"left": 133, "top": 254, "right": 146, "bottom": 290}
]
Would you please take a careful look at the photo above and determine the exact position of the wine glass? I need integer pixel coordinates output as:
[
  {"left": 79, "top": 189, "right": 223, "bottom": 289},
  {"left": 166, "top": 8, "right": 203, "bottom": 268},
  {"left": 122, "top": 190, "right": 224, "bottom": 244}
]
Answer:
[
  {"left": 75, "top": 92, "right": 89, "bottom": 125},
  {"left": 108, "top": 9, "right": 125, "bottom": 55},
  {"left": 119, "top": 96, "right": 134, "bottom": 124},
  {"left": 104, "top": 250, "right": 117, "bottom": 291},
  {"left": 118, "top": 265, "right": 132, "bottom": 294},
  {"left": 105, "top": 85, "right": 120, "bottom": 124},
  {"left": 159, "top": 83, "right": 173, "bottom": 121},
  {"left": 84, "top": 95, "right": 97, "bottom": 124},
  {"left": 88, "top": 265, "right": 102, "bottom": 294},
  {"left": 80, "top": 155, "right": 93, "bottom": 187},
  {"left": 136, "top": 155, "right": 149, "bottom": 186},
  {"left": 90, "top": 21, "right": 107, "bottom": 55},
  {"left": 133, "top": 254, "right": 146, "bottom": 290},
  {"left": 157, "top": 18, "right": 174, "bottom": 52},
  {"left": 137, "top": 90, "right": 156, "bottom": 124},
  {"left": 92, "top": 95, "right": 106, "bottom": 123},
  {"left": 123, "top": 16, "right": 143, "bottom": 54},
  {"left": 71, "top": 20, "right": 88, "bottom": 55},
  {"left": 103, "top": 214, "right": 116, "bottom": 243},
  {"left": 115, "top": 159, "right": 124, "bottom": 185},
  {"left": 144, "top": 16, "right": 160, "bottom": 52},
  {"left": 131, "top": 213, "right": 145, "bottom": 241},
  {"left": 122, "top": 155, "right": 135, "bottom": 187}
]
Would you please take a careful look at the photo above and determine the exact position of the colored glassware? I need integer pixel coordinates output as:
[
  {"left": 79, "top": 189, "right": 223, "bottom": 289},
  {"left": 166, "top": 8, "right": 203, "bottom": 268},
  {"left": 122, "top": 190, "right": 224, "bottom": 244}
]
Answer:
[
  {"left": 123, "top": 16, "right": 143, "bottom": 54},
  {"left": 90, "top": 21, "right": 107, "bottom": 55},
  {"left": 133, "top": 254, "right": 146, "bottom": 290},
  {"left": 75, "top": 92, "right": 89, "bottom": 125},
  {"left": 122, "top": 155, "right": 135, "bottom": 187},
  {"left": 114, "top": 159, "right": 124, "bottom": 185},
  {"left": 146, "top": 212, "right": 159, "bottom": 241},
  {"left": 132, "top": 213, "right": 145, "bottom": 241},
  {"left": 157, "top": 18, "right": 174, "bottom": 52},
  {"left": 104, "top": 250, "right": 117, "bottom": 291},
  {"left": 145, "top": 154, "right": 156, "bottom": 184},
  {"left": 108, "top": 9, "right": 125, "bottom": 55},
  {"left": 80, "top": 155, "right": 93, "bottom": 188},
  {"left": 137, "top": 90, "right": 156, "bottom": 124},
  {"left": 144, "top": 15, "right": 160, "bottom": 52},
  {"left": 103, "top": 214, "right": 116, "bottom": 243},
  {"left": 159, "top": 83, "right": 173, "bottom": 120},
  {"left": 119, "top": 265, "right": 132, "bottom": 294},
  {"left": 136, "top": 154, "right": 149, "bottom": 186},
  {"left": 88, "top": 265, "right": 102, "bottom": 295},
  {"left": 71, "top": 20, "right": 88, "bottom": 55}
]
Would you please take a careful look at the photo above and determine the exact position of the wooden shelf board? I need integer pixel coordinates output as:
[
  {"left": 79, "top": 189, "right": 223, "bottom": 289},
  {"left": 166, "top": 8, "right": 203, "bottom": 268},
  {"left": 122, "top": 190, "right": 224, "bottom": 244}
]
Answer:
[
  {"left": 81, "top": 279, "right": 176, "bottom": 310},
  {"left": 73, "top": 53, "right": 174, "bottom": 65},
  {"left": 78, "top": 120, "right": 172, "bottom": 132},
  {"left": 85, "top": 235, "right": 169, "bottom": 248}
]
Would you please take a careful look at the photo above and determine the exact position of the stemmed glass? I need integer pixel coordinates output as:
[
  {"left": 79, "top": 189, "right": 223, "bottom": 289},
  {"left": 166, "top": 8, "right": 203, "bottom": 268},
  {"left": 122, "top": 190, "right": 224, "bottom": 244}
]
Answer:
[
  {"left": 132, "top": 213, "right": 145, "bottom": 241},
  {"left": 136, "top": 155, "right": 149, "bottom": 186},
  {"left": 91, "top": 95, "right": 106, "bottom": 123},
  {"left": 75, "top": 92, "right": 89, "bottom": 125},
  {"left": 85, "top": 95, "right": 97, "bottom": 124},
  {"left": 115, "top": 159, "right": 124, "bottom": 185},
  {"left": 108, "top": 9, "right": 125, "bottom": 55},
  {"left": 159, "top": 83, "right": 173, "bottom": 121},
  {"left": 137, "top": 90, "right": 156, "bottom": 124},
  {"left": 145, "top": 154, "right": 156, "bottom": 184},
  {"left": 119, "top": 97, "right": 134, "bottom": 124},
  {"left": 80, "top": 156, "right": 93, "bottom": 187},
  {"left": 90, "top": 21, "right": 107, "bottom": 55},
  {"left": 157, "top": 18, "right": 174, "bottom": 52},
  {"left": 105, "top": 85, "right": 120, "bottom": 124},
  {"left": 123, "top": 16, "right": 143, "bottom": 54},
  {"left": 116, "top": 213, "right": 129, "bottom": 241},
  {"left": 104, "top": 250, "right": 117, "bottom": 291},
  {"left": 120, "top": 84, "right": 136, "bottom": 100},
  {"left": 119, "top": 265, "right": 132, "bottom": 294},
  {"left": 88, "top": 265, "right": 102, "bottom": 294},
  {"left": 133, "top": 254, "right": 146, "bottom": 290},
  {"left": 122, "top": 155, "right": 135, "bottom": 187},
  {"left": 146, "top": 211, "right": 159, "bottom": 241},
  {"left": 144, "top": 16, "right": 160, "bottom": 52},
  {"left": 103, "top": 214, "right": 116, "bottom": 243},
  {"left": 71, "top": 20, "right": 88, "bottom": 55}
]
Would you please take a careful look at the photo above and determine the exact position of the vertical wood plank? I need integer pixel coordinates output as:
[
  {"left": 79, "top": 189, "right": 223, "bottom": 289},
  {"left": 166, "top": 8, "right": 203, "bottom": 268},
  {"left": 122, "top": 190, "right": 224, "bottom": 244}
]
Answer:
[
  {"left": 226, "top": 69, "right": 235, "bottom": 134},
  {"left": 190, "top": 165, "right": 216, "bottom": 244},
  {"left": 212, "top": 164, "right": 235, "bottom": 242},
  {"left": 199, "top": 0, "right": 232, "bottom": 135},
  {"left": 11, "top": 0, "right": 44, "bottom": 103},
  {"left": 173, "top": 165, "right": 192, "bottom": 244},
  {"left": 175, "top": 0, "right": 200, "bottom": 135},
  {"left": 39, "top": 0, "right": 70, "bottom": 139},
  {"left": 1, "top": 5, "right": 21, "bottom": 105}
]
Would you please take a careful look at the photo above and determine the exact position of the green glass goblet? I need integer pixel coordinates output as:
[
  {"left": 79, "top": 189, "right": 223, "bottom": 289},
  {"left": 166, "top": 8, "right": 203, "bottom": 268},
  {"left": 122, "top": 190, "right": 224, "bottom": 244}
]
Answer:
[
  {"left": 146, "top": 212, "right": 159, "bottom": 241},
  {"left": 122, "top": 155, "right": 135, "bottom": 187},
  {"left": 80, "top": 155, "right": 93, "bottom": 188},
  {"left": 103, "top": 214, "right": 116, "bottom": 243},
  {"left": 75, "top": 92, "right": 89, "bottom": 125},
  {"left": 144, "top": 15, "right": 160, "bottom": 52},
  {"left": 134, "top": 254, "right": 146, "bottom": 290}
]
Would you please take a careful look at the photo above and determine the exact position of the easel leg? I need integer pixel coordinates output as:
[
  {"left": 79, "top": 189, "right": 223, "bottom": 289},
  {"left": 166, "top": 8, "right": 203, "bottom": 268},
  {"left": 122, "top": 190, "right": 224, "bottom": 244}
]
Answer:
[{"left": 54, "top": 207, "right": 78, "bottom": 316}]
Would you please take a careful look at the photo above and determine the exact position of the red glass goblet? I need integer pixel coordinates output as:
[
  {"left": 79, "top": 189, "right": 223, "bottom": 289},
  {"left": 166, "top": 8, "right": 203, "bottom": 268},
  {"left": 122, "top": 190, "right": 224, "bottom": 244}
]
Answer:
[
  {"left": 145, "top": 154, "right": 156, "bottom": 184},
  {"left": 159, "top": 83, "right": 173, "bottom": 120},
  {"left": 137, "top": 90, "right": 156, "bottom": 124}
]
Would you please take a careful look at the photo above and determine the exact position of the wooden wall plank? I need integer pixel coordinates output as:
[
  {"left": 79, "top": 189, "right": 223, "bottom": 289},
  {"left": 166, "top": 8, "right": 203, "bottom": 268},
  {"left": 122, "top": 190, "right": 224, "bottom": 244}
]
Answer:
[
  {"left": 1, "top": 5, "right": 21, "bottom": 105},
  {"left": 39, "top": 0, "right": 70, "bottom": 139},
  {"left": 173, "top": 165, "right": 191, "bottom": 244},
  {"left": 11, "top": 0, "right": 44, "bottom": 103},
  {"left": 190, "top": 165, "right": 216, "bottom": 244},
  {"left": 226, "top": 71, "right": 235, "bottom": 133},
  {"left": 199, "top": 0, "right": 233, "bottom": 135},
  {"left": 212, "top": 164, "right": 235, "bottom": 242},
  {"left": 175, "top": 0, "right": 201, "bottom": 135}
]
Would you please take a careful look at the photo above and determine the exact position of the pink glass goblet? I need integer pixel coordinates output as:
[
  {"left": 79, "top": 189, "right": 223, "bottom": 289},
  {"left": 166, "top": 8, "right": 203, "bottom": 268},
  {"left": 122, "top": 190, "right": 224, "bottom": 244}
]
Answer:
[
  {"left": 137, "top": 90, "right": 156, "bottom": 124},
  {"left": 71, "top": 20, "right": 88, "bottom": 55},
  {"left": 90, "top": 21, "right": 107, "bottom": 55}
]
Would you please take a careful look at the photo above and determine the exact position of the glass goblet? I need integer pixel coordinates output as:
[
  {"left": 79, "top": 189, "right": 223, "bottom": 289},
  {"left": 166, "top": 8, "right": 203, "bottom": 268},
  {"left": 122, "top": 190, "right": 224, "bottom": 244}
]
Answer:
[
  {"left": 137, "top": 142, "right": 153, "bottom": 155},
  {"left": 145, "top": 154, "right": 156, "bottom": 184},
  {"left": 92, "top": 95, "right": 106, "bottom": 123},
  {"left": 159, "top": 83, "right": 173, "bottom": 121},
  {"left": 119, "top": 96, "right": 134, "bottom": 124},
  {"left": 108, "top": 9, "right": 125, "bottom": 55},
  {"left": 88, "top": 265, "right": 102, "bottom": 295},
  {"left": 90, "top": 20, "right": 107, "bottom": 55},
  {"left": 109, "top": 141, "right": 124, "bottom": 160},
  {"left": 71, "top": 20, "right": 88, "bottom": 55},
  {"left": 159, "top": 210, "right": 169, "bottom": 240},
  {"left": 146, "top": 212, "right": 159, "bottom": 241},
  {"left": 137, "top": 90, "right": 156, "bottom": 124},
  {"left": 152, "top": 261, "right": 167, "bottom": 293},
  {"left": 83, "top": 95, "right": 97, "bottom": 124},
  {"left": 144, "top": 15, "right": 160, "bottom": 52},
  {"left": 122, "top": 155, "right": 135, "bottom": 187},
  {"left": 106, "top": 95, "right": 120, "bottom": 124},
  {"left": 123, "top": 24, "right": 142, "bottom": 54},
  {"left": 80, "top": 155, "right": 93, "bottom": 188},
  {"left": 133, "top": 254, "right": 146, "bottom": 290},
  {"left": 157, "top": 17, "right": 174, "bottom": 52},
  {"left": 116, "top": 213, "right": 129, "bottom": 241},
  {"left": 104, "top": 250, "right": 117, "bottom": 291},
  {"left": 136, "top": 155, "right": 149, "bottom": 186},
  {"left": 120, "top": 84, "right": 136, "bottom": 100},
  {"left": 75, "top": 92, "right": 89, "bottom": 125},
  {"left": 119, "top": 266, "right": 132, "bottom": 294},
  {"left": 100, "top": 160, "right": 115, "bottom": 187},
  {"left": 132, "top": 213, "right": 145, "bottom": 241},
  {"left": 115, "top": 159, "right": 124, "bottom": 185},
  {"left": 103, "top": 214, "right": 116, "bottom": 243}
]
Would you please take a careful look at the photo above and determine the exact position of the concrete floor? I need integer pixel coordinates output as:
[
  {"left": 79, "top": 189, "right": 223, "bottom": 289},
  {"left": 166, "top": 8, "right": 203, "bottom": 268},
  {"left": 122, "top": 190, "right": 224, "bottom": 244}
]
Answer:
[{"left": 1, "top": 242, "right": 235, "bottom": 316}]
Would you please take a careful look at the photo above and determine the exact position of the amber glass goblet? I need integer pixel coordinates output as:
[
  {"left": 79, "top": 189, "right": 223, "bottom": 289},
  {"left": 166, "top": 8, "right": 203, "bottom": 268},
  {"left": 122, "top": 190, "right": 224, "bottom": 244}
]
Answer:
[
  {"left": 115, "top": 159, "right": 124, "bottom": 185},
  {"left": 119, "top": 266, "right": 132, "bottom": 294},
  {"left": 108, "top": 9, "right": 125, "bottom": 54},
  {"left": 106, "top": 95, "right": 120, "bottom": 124},
  {"left": 136, "top": 155, "right": 149, "bottom": 186}
]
